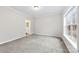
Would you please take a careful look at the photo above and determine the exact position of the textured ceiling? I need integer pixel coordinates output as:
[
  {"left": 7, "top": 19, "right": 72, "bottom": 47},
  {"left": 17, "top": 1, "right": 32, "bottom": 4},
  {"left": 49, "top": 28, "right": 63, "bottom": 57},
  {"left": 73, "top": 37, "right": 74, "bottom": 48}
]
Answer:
[{"left": 11, "top": 6, "right": 68, "bottom": 17}]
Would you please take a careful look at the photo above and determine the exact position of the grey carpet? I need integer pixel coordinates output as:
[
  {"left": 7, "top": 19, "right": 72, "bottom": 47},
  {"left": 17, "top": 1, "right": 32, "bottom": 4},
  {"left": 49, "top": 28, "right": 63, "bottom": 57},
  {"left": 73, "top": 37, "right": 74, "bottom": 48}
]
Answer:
[{"left": 0, "top": 34, "right": 69, "bottom": 53}]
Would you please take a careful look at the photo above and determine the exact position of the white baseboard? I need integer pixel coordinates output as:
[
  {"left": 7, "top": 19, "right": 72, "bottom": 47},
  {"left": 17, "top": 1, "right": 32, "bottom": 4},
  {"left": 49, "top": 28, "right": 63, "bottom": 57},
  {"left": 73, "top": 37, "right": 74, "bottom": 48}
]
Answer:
[
  {"left": 62, "top": 35, "right": 78, "bottom": 53},
  {"left": 0, "top": 33, "right": 62, "bottom": 45},
  {"left": 0, "top": 35, "right": 26, "bottom": 45},
  {"left": 33, "top": 33, "right": 62, "bottom": 38}
]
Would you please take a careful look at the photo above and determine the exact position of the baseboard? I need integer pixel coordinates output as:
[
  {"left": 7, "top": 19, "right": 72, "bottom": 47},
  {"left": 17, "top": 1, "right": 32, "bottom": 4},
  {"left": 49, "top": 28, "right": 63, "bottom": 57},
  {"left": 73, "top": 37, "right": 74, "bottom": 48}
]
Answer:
[
  {"left": 0, "top": 35, "right": 26, "bottom": 45},
  {"left": 0, "top": 33, "right": 62, "bottom": 45},
  {"left": 33, "top": 33, "right": 62, "bottom": 40},
  {"left": 62, "top": 35, "right": 78, "bottom": 53}
]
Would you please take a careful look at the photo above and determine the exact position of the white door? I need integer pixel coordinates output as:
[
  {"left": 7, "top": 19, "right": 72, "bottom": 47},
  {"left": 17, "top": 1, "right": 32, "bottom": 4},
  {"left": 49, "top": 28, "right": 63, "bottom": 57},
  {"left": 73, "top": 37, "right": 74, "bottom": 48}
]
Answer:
[{"left": 25, "top": 20, "right": 31, "bottom": 35}]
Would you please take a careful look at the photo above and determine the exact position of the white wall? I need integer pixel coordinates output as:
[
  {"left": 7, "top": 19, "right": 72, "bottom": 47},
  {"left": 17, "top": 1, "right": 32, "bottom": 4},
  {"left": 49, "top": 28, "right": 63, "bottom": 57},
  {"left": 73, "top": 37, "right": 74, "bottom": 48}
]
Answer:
[
  {"left": 0, "top": 7, "right": 27, "bottom": 44},
  {"left": 77, "top": 7, "right": 79, "bottom": 52},
  {"left": 34, "top": 14, "right": 63, "bottom": 37}
]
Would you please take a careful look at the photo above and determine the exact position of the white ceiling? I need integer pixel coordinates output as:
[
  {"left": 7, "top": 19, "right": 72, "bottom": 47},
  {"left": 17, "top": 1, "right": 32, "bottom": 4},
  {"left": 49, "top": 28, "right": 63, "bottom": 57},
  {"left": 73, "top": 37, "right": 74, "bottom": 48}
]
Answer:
[{"left": 11, "top": 6, "right": 67, "bottom": 17}]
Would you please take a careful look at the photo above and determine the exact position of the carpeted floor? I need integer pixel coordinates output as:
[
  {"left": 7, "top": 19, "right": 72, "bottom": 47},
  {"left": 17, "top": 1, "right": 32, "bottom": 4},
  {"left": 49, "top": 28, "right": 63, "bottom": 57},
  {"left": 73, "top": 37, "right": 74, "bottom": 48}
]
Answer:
[{"left": 0, "top": 34, "right": 69, "bottom": 53}]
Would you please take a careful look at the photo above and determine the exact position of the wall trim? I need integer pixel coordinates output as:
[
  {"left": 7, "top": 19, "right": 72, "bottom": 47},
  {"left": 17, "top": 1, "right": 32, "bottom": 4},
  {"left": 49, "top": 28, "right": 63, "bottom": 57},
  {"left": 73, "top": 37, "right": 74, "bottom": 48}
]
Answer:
[
  {"left": 33, "top": 33, "right": 62, "bottom": 38},
  {"left": 0, "top": 35, "right": 26, "bottom": 45},
  {"left": 33, "top": 33, "right": 63, "bottom": 41}
]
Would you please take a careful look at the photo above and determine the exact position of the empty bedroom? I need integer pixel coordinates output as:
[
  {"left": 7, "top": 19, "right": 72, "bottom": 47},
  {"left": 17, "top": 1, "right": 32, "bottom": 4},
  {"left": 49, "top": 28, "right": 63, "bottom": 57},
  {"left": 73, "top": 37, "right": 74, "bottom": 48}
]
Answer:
[{"left": 0, "top": 6, "right": 78, "bottom": 53}]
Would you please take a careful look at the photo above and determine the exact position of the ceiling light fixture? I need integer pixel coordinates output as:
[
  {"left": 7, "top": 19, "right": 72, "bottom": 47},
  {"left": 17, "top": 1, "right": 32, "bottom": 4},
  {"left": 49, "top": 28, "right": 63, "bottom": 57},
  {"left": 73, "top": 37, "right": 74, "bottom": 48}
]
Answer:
[{"left": 33, "top": 6, "right": 40, "bottom": 10}]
